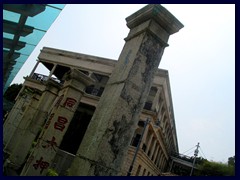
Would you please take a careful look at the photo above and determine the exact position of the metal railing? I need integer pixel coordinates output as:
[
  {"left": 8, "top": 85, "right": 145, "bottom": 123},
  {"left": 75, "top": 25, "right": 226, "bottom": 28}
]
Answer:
[{"left": 31, "top": 73, "right": 62, "bottom": 84}]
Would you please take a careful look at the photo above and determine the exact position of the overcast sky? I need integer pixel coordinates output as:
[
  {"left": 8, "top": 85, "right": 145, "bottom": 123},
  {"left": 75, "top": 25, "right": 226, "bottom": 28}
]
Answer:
[{"left": 11, "top": 4, "right": 235, "bottom": 163}]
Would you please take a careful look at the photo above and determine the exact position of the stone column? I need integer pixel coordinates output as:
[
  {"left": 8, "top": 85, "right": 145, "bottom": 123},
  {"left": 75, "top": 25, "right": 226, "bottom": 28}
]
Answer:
[
  {"left": 68, "top": 4, "right": 183, "bottom": 176},
  {"left": 150, "top": 138, "right": 157, "bottom": 159},
  {"left": 151, "top": 87, "right": 161, "bottom": 111},
  {"left": 47, "top": 63, "right": 57, "bottom": 81},
  {"left": 160, "top": 155, "right": 165, "bottom": 171},
  {"left": 4, "top": 92, "right": 41, "bottom": 153},
  {"left": 29, "top": 60, "right": 40, "bottom": 77},
  {"left": 146, "top": 133, "right": 154, "bottom": 155},
  {"left": 156, "top": 150, "right": 160, "bottom": 167},
  {"left": 158, "top": 151, "right": 163, "bottom": 169},
  {"left": 7, "top": 80, "right": 61, "bottom": 168},
  {"left": 20, "top": 69, "right": 94, "bottom": 176},
  {"left": 153, "top": 145, "right": 159, "bottom": 163},
  {"left": 3, "top": 87, "right": 33, "bottom": 147},
  {"left": 140, "top": 121, "right": 149, "bottom": 151}
]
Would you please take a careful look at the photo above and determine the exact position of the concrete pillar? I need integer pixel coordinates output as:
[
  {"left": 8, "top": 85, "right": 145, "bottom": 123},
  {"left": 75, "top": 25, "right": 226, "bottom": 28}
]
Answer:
[
  {"left": 160, "top": 111, "right": 166, "bottom": 128},
  {"left": 158, "top": 152, "right": 164, "bottom": 169},
  {"left": 3, "top": 87, "right": 33, "bottom": 148},
  {"left": 160, "top": 155, "right": 166, "bottom": 171},
  {"left": 153, "top": 145, "right": 159, "bottom": 163},
  {"left": 20, "top": 69, "right": 94, "bottom": 176},
  {"left": 155, "top": 148, "right": 160, "bottom": 165},
  {"left": 140, "top": 122, "right": 149, "bottom": 150},
  {"left": 156, "top": 150, "right": 161, "bottom": 167},
  {"left": 151, "top": 88, "right": 161, "bottom": 111},
  {"left": 29, "top": 60, "right": 40, "bottom": 77},
  {"left": 150, "top": 138, "right": 157, "bottom": 159},
  {"left": 47, "top": 63, "right": 57, "bottom": 81},
  {"left": 146, "top": 132, "right": 154, "bottom": 155},
  {"left": 4, "top": 92, "right": 41, "bottom": 153},
  {"left": 8, "top": 80, "right": 61, "bottom": 168},
  {"left": 68, "top": 4, "right": 183, "bottom": 176}
]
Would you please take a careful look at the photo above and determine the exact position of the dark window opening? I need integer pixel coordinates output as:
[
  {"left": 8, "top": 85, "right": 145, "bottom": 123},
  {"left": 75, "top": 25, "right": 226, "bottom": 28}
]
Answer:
[
  {"left": 93, "top": 73, "right": 103, "bottom": 82},
  {"left": 59, "top": 103, "right": 95, "bottom": 155},
  {"left": 142, "top": 168, "right": 146, "bottom": 176},
  {"left": 148, "top": 150, "right": 151, "bottom": 156},
  {"left": 138, "top": 121, "right": 144, "bottom": 127},
  {"left": 144, "top": 101, "right": 152, "bottom": 110},
  {"left": 85, "top": 85, "right": 104, "bottom": 97},
  {"left": 142, "top": 143, "right": 147, "bottom": 152},
  {"left": 135, "top": 165, "right": 141, "bottom": 176},
  {"left": 131, "top": 134, "right": 141, "bottom": 147}
]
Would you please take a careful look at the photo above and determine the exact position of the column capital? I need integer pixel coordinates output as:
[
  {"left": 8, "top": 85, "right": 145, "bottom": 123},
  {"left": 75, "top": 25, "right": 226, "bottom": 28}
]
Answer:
[
  {"left": 126, "top": 4, "right": 183, "bottom": 35},
  {"left": 125, "top": 4, "right": 184, "bottom": 45},
  {"left": 43, "top": 79, "right": 62, "bottom": 95},
  {"left": 63, "top": 69, "right": 95, "bottom": 87}
]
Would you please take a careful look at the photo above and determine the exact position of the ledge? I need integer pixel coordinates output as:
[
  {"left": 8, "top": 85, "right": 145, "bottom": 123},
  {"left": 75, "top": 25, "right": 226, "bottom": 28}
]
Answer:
[{"left": 126, "top": 4, "right": 184, "bottom": 35}]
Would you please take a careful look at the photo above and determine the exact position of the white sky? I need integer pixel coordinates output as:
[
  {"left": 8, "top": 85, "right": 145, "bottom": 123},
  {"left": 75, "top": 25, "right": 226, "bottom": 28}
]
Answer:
[{"left": 11, "top": 4, "right": 235, "bottom": 163}]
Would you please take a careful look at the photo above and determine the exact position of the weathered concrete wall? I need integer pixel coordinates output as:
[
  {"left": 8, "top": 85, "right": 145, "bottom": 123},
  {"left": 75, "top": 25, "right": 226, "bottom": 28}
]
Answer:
[
  {"left": 3, "top": 88, "right": 33, "bottom": 149},
  {"left": 5, "top": 92, "right": 41, "bottom": 157},
  {"left": 8, "top": 80, "right": 61, "bottom": 168},
  {"left": 50, "top": 149, "right": 75, "bottom": 176}
]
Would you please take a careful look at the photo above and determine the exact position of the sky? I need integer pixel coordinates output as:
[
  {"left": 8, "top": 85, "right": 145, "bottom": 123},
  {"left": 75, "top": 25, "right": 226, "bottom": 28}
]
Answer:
[{"left": 11, "top": 4, "right": 235, "bottom": 163}]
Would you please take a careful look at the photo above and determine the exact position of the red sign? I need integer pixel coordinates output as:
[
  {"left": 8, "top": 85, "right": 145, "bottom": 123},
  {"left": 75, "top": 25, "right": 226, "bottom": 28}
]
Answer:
[
  {"left": 33, "top": 157, "right": 49, "bottom": 174},
  {"left": 42, "top": 136, "right": 58, "bottom": 151},
  {"left": 54, "top": 116, "right": 68, "bottom": 131},
  {"left": 63, "top": 97, "right": 77, "bottom": 109}
]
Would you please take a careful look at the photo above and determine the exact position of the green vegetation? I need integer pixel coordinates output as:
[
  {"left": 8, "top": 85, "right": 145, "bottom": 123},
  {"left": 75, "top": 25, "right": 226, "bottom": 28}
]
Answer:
[
  {"left": 4, "top": 83, "right": 22, "bottom": 102},
  {"left": 195, "top": 156, "right": 235, "bottom": 176},
  {"left": 3, "top": 83, "right": 23, "bottom": 118},
  {"left": 46, "top": 168, "right": 58, "bottom": 176}
]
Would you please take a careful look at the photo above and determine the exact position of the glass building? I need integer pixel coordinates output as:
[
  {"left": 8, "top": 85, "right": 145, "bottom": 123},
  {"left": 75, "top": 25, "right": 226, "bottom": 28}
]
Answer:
[{"left": 3, "top": 4, "right": 65, "bottom": 94}]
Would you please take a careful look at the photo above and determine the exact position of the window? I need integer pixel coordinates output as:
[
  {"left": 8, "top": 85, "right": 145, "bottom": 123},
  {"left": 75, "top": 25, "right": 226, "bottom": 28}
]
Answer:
[
  {"left": 135, "top": 165, "right": 141, "bottom": 176},
  {"left": 142, "top": 143, "right": 146, "bottom": 152},
  {"left": 142, "top": 169, "right": 146, "bottom": 176},
  {"left": 131, "top": 134, "right": 141, "bottom": 147}
]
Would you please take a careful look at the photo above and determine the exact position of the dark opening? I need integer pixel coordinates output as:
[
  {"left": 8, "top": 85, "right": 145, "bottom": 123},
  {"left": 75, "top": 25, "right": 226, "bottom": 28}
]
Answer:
[
  {"left": 85, "top": 85, "right": 104, "bottom": 97},
  {"left": 59, "top": 103, "right": 95, "bottom": 155},
  {"left": 144, "top": 101, "right": 152, "bottom": 110},
  {"left": 131, "top": 134, "right": 141, "bottom": 147}
]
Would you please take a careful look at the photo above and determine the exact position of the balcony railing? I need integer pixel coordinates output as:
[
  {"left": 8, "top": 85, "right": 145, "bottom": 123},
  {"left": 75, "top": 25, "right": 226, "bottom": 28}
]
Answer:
[{"left": 31, "top": 73, "right": 62, "bottom": 84}]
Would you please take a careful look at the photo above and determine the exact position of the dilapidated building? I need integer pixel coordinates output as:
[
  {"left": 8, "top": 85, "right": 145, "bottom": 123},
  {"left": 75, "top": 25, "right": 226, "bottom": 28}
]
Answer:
[{"left": 3, "top": 4, "right": 183, "bottom": 176}]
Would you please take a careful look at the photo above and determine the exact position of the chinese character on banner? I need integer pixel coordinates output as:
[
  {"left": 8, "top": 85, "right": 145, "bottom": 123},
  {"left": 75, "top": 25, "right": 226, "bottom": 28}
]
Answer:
[
  {"left": 44, "top": 113, "right": 55, "bottom": 129},
  {"left": 42, "top": 136, "right": 58, "bottom": 151},
  {"left": 33, "top": 157, "right": 49, "bottom": 174},
  {"left": 54, "top": 116, "right": 68, "bottom": 131},
  {"left": 54, "top": 95, "right": 64, "bottom": 108},
  {"left": 63, "top": 97, "right": 77, "bottom": 110}
]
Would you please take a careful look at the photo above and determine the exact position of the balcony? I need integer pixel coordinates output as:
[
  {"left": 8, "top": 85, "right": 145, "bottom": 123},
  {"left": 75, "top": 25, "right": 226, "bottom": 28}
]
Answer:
[{"left": 31, "top": 73, "right": 63, "bottom": 84}]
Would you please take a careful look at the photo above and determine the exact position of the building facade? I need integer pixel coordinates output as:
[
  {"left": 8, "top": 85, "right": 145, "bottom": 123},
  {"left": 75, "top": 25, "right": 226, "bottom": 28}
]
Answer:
[
  {"left": 4, "top": 4, "right": 184, "bottom": 176},
  {"left": 4, "top": 47, "right": 178, "bottom": 176}
]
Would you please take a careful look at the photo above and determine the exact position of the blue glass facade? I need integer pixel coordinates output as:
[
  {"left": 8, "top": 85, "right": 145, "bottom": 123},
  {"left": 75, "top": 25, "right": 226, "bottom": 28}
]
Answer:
[{"left": 3, "top": 4, "right": 65, "bottom": 94}]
